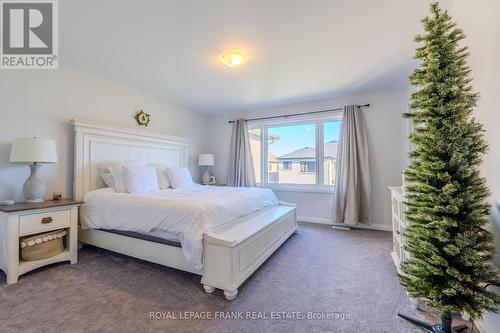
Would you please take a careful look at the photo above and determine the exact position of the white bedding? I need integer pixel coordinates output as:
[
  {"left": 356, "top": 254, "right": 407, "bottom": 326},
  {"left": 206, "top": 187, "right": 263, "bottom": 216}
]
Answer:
[{"left": 80, "top": 185, "right": 278, "bottom": 270}]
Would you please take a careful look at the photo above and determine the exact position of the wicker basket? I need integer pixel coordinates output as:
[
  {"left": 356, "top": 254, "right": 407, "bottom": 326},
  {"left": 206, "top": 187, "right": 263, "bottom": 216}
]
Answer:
[{"left": 20, "top": 229, "right": 67, "bottom": 261}]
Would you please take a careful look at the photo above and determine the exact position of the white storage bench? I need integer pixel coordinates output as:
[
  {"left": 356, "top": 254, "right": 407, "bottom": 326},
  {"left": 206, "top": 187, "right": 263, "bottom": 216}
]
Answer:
[{"left": 201, "top": 202, "right": 297, "bottom": 300}]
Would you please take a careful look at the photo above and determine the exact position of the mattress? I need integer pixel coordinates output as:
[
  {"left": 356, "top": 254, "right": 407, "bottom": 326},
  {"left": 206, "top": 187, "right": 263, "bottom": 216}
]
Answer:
[{"left": 80, "top": 185, "right": 278, "bottom": 270}]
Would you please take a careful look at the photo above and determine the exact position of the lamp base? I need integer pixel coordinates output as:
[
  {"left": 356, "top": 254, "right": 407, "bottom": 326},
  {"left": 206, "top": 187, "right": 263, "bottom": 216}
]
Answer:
[
  {"left": 22, "top": 164, "right": 46, "bottom": 203},
  {"left": 201, "top": 167, "right": 211, "bottom": 185}
]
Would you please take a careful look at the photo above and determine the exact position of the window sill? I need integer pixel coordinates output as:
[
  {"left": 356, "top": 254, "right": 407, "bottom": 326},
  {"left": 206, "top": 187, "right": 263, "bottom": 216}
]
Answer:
[{"left": 263, "top": 185, "right": 335, "bottom": 194}]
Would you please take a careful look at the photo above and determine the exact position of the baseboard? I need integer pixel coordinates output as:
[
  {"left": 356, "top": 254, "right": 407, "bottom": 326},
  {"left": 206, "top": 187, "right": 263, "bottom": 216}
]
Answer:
[
  {"left": 297, "top": 216, "right": 332, "bottom": 225},
  {"left": 297, "top": 216, "right": 391, "bottom": 231},
  {"left": 355, "top": 223, "right": 392, "bottom": 232}
]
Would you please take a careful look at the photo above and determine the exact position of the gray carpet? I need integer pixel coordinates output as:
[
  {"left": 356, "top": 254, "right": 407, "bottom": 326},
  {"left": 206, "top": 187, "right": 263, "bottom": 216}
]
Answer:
[{"left": 0, "top": 223, "right": 475, "bottom": 333}]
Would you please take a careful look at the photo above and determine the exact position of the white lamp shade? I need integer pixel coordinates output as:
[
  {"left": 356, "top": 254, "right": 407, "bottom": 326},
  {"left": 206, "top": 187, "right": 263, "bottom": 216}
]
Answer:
[
  {"left": 9, "top": 138, "right": 58, "bottom": 164},
  {"left": 198, "top": 154, "right": 215, "bottom": 166}
]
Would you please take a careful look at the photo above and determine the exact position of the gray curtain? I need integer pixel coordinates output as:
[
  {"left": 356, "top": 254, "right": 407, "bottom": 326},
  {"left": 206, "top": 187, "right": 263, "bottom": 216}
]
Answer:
[
  {"left": 333, "top": 105, "right": 371, "bottom": 225},
  {"left": 227, "top": 120, "right": 256, "bottom": 187}
]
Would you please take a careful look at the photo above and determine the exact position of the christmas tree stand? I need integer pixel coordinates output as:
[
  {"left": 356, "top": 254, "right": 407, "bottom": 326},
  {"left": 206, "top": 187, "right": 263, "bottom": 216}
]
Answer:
[{"left": 398, "top": 312, "right": 467, "bottom": 333}]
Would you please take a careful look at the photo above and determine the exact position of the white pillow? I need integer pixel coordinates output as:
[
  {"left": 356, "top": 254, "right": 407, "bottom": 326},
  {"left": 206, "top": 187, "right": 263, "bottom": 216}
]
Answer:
[
  {"left": 166, "top": 167, "right": 195, "bottom": 189},
  {"left": 100, "top": 173, "right": 114, "bottom": 188},
  {"left": 149, "top": 164, "right": 171, "bottom": 189},
  {"left": 106, "top": 161, "right": 140, "bottom": 193},
  {"left": 123, "top": 165, "right": 160, "bottom": 194}
]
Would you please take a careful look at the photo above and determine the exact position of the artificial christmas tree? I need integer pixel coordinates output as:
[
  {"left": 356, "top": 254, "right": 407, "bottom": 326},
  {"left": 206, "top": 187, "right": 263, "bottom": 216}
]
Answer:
[{"left": 398, "top": 2, "right": 499, "bottom": 332}]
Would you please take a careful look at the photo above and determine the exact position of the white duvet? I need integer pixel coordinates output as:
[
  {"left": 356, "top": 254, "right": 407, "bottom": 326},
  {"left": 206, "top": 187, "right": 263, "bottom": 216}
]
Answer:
[{"left": 80, "top": 185, "right": 278, "bottom": 270}]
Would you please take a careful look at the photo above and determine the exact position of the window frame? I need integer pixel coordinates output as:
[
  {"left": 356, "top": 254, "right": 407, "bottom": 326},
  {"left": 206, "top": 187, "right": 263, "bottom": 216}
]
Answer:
[{"left": 249, "top": 112, "right": 342, "bottom": 193}]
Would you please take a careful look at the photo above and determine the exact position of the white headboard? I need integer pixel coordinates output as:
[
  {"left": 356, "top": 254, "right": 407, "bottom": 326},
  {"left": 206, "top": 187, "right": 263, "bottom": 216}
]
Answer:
[{"left": 72, "top": 119, "right": 190, "bottom": 200}]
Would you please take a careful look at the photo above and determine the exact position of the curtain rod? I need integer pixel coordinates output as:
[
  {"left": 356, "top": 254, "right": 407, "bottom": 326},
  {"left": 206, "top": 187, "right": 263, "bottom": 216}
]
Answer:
[{"left": 228, "top": 104, "right": 370, "bottom": 124}]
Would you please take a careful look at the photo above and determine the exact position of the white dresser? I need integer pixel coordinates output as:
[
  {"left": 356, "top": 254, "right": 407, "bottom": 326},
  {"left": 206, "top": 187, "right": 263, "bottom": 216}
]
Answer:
[
  {"left": 389, "top": 186, "right": 419, "bottom": 309},
  {"left": 388, "top": 186, "right": 409, "bottom": 272}
]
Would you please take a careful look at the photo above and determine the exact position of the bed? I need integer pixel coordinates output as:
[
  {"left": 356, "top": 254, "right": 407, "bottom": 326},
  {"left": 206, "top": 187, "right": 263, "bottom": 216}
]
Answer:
[{"left": 73, "top": 119, "right": 297, "bottom": 300}]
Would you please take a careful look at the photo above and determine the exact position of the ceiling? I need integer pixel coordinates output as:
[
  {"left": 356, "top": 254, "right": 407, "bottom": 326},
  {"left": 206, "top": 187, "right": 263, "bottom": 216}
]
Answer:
[{"left": 60, "top": 0, "right": 455, "bottom": 114}]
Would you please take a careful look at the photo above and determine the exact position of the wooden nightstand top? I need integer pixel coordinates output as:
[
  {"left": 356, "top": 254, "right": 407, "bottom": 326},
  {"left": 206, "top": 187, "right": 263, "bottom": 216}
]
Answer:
[{"left": 0, "top": 199, "right": 83, "bottom": 213}]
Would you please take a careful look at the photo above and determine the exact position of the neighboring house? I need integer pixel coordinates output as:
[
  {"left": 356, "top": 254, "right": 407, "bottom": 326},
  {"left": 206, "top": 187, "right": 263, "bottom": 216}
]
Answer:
[
  {"left": 268, "top": 153, "right": 278, "bottom": 172},
  {"left": 249, "top": 129, "right": 336, "bottom": 185},
  {"left": 249, "top": 128, "right": 279, "bottom": 182},
  {"left": 274, "top": 140, "right": 338, "bottom": 185}
]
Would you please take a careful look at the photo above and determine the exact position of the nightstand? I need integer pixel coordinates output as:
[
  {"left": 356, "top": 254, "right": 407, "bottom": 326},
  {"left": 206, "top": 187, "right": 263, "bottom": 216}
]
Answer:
[{"left": 0, "top": 200, "right": 82, "bottom": 284}]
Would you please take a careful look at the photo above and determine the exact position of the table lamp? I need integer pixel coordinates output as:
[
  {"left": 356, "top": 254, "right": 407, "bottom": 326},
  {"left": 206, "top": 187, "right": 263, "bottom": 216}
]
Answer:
[
  {"left": 198, "top": 154, "right": 215, "bottom": 184},
  {"left": 9, "top": 138, "right": 58, "bottom": 203}
]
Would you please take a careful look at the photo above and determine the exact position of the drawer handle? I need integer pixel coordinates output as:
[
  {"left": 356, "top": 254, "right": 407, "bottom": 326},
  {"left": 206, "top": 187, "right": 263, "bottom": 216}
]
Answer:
[{"left": 41, "top": 217, "right": 53, "bottom": 224}]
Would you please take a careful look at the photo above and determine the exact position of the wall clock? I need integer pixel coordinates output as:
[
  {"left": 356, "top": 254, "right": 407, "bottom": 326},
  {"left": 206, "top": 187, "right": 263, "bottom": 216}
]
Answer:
[{"left": 135, "top": 110, "right": 151, "bottom": 126}]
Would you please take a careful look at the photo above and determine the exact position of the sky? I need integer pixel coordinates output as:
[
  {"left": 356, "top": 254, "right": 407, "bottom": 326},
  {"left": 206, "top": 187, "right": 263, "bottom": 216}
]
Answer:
[{"left": 268, "top": 121, "right": 341, "bottom": 156}]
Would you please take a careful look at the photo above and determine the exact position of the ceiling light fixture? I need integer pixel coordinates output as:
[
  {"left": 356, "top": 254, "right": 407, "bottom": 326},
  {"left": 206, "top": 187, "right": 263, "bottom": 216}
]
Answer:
[{"left": 220, "top": 51, "right": 248, "bottom": 68}]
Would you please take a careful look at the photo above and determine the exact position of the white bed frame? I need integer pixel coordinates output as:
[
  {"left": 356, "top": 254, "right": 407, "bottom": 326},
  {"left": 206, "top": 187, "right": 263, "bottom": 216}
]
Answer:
[{"left": 72, "top": 119, "right": 297, "bottom": 300}]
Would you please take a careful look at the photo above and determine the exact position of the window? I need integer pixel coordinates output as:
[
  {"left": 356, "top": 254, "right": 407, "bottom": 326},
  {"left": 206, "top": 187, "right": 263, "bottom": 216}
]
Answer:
[
  {"left": 282, "top": 161, "right": 292, "bottom": 170},
  {"left": 267, "top": 123, "right": 316, "bottom": 185},
  {"left": 249, "top": 115, "right": 341, "bottom": 189},
  {"left": 248, "top": 128, "right": 262, "bottom": 185},
  {"left": 300, "top": 161, "right": 316, "bottom": 173},
  {"left": 323, "top": 120, "right": 341, "bottom": 185}
]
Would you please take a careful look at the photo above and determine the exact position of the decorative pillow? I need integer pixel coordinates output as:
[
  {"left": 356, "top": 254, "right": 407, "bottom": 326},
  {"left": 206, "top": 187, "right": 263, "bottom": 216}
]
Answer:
[
  {"left": 166, "top": 167, "right": 196, "bottom": 189},
  {"left": 106, "top": 161, "right": 140, "bottom": 193},
  {"left": 149, "top": 164, "right": 171, "bottom": 189},
  {"left": 123, "top": 165, "right": 160, "bottom": 194},
  {"left": 100, "top": 173, "right": 115, "bottom": 188}
]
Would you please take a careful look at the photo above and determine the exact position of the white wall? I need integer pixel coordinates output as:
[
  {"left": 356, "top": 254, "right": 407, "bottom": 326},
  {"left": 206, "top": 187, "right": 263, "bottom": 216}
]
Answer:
[
  {"left": 450, "top": 1, "right": 500, "bottom": 331},
  {"left": 0, "top": 66, "right": 209, "bottom": 202},
  {"left": 207, "top": 85, "right": 409, "bottom": 230}
]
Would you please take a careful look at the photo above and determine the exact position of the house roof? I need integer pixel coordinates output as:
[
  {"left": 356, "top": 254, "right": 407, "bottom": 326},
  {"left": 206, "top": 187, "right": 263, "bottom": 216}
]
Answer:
[{"left": 277, "top": 140, "right": 338, "bottom": 160}]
